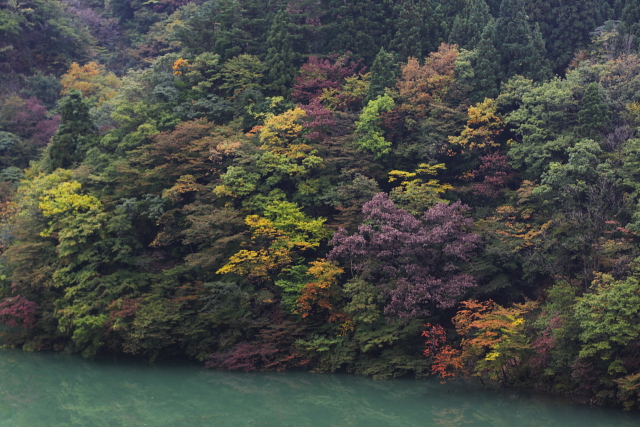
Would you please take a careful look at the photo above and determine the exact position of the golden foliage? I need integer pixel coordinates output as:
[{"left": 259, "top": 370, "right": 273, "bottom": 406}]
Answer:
[
  {"left": 448, "top": 98, "right": 503, "bottom": 151},
  {"left": 60, "top": 62, "right": 120, "bottom": 106}
]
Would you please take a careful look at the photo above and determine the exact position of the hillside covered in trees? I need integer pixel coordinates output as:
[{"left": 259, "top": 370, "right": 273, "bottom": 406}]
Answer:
[{"left": 3, "top": 0, "right": 640, "bottom": 409}]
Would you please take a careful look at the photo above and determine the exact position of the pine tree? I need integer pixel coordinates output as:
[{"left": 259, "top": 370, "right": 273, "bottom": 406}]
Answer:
[
  {"left": 495, "top": 0, "right": 534, "bottom": 79},
  {"left": 449, "top": 0, "right": 492, "bottom": 50},
  {"left": 553, "top": 0, "right": 606, "bottom": 72},
  {"left": 264, "top": 7, "right": 297, "bottom": 97},
  {"left": 45, "top": 92, "right": 97, "bottom": 172},
  {"left": 364, "top": 47, "right": 398, "bottom": 105}
]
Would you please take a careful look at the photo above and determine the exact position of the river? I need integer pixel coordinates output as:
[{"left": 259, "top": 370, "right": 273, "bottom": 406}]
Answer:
[{"left": 0, "top": 349, "right": 637, "bottom": 426}]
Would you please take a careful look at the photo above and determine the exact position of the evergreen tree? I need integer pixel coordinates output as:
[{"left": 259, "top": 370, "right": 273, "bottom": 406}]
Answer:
[
  {"left": 213, "top": 0, "right": 250, "bottom": 61},
  {"left": 433, "top": 0, "right": 466, "bottom": 42},
  {"left": 527, "top": 0, "right": 606, "bottom": 74},
  {"left": 484, "top": 0, "right": 501, "bottom": 15},
  {"left": 553, "top": 0, "right": 606, "bottom": 72},
  {"left": 322, "top": 0, "right": 396, "bottom": 64},
  {"left": 390, "top": 0, "right": 424, "bottom": 60},
  {"left": 107, "top": 0, "right": 134, "bottom": 23},
  {"left": 44, "top": 92, "right": 97, "bottom": 172},
  {"left": 471, "top": 20, "right": 501, "bottom": 101},
  {"left": 364, "top": 47, "right": 398, "bottom": 105},
  {"left": 621, "top": 0, "right": 640, "bottom": 36},
  {"left": 577, "top": 82, "right": 612, "bottom": 139},
  {"left": 449, "top": 0, "right": 492, "bottom": 50},
  {"left": 494, "top": 0, "right": 550, "bottom": 81},
  {"left": 264, "top": 7, "right": 297, "bottom": 97},
  {"left": 529, "top": 23, "right": 553, "bottom": 81}
]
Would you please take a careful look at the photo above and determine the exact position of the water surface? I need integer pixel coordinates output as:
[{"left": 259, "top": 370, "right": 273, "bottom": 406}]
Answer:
[{"left": 0, "top": 349, "right": 636, "bottom": 426}]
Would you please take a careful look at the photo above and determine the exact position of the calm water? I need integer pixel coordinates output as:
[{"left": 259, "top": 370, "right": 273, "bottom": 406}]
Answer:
[{"left": 0, "top": 349, "right": 637, "bottom": 427}]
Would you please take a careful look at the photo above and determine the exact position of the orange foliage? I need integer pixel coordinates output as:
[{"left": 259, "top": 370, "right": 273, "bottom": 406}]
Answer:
[
  {"left": 396, "top": 43, "right": 459, "bottom": 110},
  {"left": 297, "top": 259, "right": 344, "bottom": 322},
  {"left": 424, "top": 299, "right": 538, "bottom": 382},
  {"left": 172, "top": 57, "right": 189, "bottom": 76}
]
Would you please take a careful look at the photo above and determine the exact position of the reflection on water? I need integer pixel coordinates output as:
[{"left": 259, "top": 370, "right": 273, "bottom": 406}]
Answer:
[{"left": 0, "top": 349, "right": 636, "bottom": 426}]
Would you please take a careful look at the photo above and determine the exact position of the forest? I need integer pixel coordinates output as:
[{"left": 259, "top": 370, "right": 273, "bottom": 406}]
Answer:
[{"left": 2, "top": 0, "right": 640, "bottom": 409}]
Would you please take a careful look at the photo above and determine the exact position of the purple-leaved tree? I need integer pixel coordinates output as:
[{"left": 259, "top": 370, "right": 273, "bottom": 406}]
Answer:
[{"left": 329, "top": 193, "right": 481, "bottom": 318}]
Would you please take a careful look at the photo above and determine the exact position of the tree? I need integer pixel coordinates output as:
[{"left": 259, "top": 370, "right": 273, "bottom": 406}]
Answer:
[
  {"left": 494, "top": 0, "right": 551, "bottom": 82},
  {"left": 575, "top": 272, "right": 640, "bottom": 363},
  {"left": 292, "top": 53, "right": 363, "bottom": 103},
  {"left": 60, "top": 62, "right": 121, "bottom": 107},
  {"left": 329, "top": 193, "right": 481, "bottom": 318},
  {"left": 577, "top": 82, "right": 612, "bottom": 139},
  {"left": 217, "top": 200, "right": 330, "bottom": 281},
  {"left": 471, "top": 21, "right": 501, "bottom": 100},
  {"left": 264, "top": 7, "right": 297, "bottom": 98},
  {"left": 448, "top": 0, "right": 492, "bottom": 50},
  {"left": 363, "top": 47, "right": 398, "bottom": 105},
  {"left": 449, "top": 98, "right": 504, "bottom": 152},
  {"left": 44, "top": 92, "right": 97, "bottom": 172},
  {"left": 355, "top": 94, "right": 395, "bottom": 158},
  {"left": 389, "top": 0, "right": 430, "bottom": 61},
  {"left": 321, "top": 0, "right": 395, "bottom": 64},
  {"left": 427, "top": 299, "right": 538, "bottom": 383},
  {"left": 527, "top": 0, "right": 607, "bottom": 73}
]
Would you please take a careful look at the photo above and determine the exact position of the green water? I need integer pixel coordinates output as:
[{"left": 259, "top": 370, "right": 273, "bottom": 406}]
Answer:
[{"left": 0, "top": 350, "right": 637, "bottom": 427}]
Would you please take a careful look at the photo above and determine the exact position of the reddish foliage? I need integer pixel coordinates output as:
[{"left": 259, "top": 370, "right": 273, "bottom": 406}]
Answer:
[
  {"left": 206, "top": 320, "right": 311, "bottom": 371},
  {"left": 299, "top": 98, "right": 336, "bottom": 141},
  {"left": 469, "top": 152, "right": 515, "bottom": 198},
  {"left": 292, "top": 53, "right": 364, "bottom": 103},
  {"left": 329, "top": 193, "right": 481, "bottom": 318},
  {"left": 107, "top": 298, "right": 142, "bottom": 331},
  {"left": 423, "top": 323, "right": 462, "bottom": 379},
  {"left": 571, "top": 358, "right": 604, "bottom": 401},
  {"left": 529, "top": 314, "right": 562, "bottom": 370},
  {"left": 7, "top": 97, "right": 60, "bottom": 147},
  {"left": 422, "top": 323, "right": 447, "bottom": 358},
  {"left": 0, "top": 295, "right": 37, "bottom": 329},
  {"left": 380, "top": 108, "right": 409, "bottom": 141}
]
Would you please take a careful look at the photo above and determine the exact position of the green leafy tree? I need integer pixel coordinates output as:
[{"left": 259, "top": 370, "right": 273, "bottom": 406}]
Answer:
[
  {"left": 355, "top": 95, "right": 395, "bottom": 158},
  {"left": 576, "top": 272, "right": 640, "bottom": 360}
]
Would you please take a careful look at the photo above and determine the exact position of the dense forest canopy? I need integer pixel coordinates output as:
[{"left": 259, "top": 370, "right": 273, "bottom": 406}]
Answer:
[{"left": 3, "top": 0, "right": 640, "bottom": 409}]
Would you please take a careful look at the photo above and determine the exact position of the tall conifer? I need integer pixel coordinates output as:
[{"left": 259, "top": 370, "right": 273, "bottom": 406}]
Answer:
[
  {"left": 390, "top": 0, "right": 424, "bottom": 60},
  {"left": 45, "top": 92, "right": 97, "bottom": 172},
  {"left": 449, "top": 0, "right": 492, "bottom": 50},
  {"left": 527, "top": 0, "right": 606, "bottom": 73},
  {"left": 265, "top": 7, "right": 297, "bottom": 97},
  {"left": 494, "top": 0, "right": 550, "bottom": 81},
  {"left": 364, "top": 47, "right": 398, "bottom": 105},
  {"left": 472, "top": 20, "right": 501, "bottom": 101}
]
